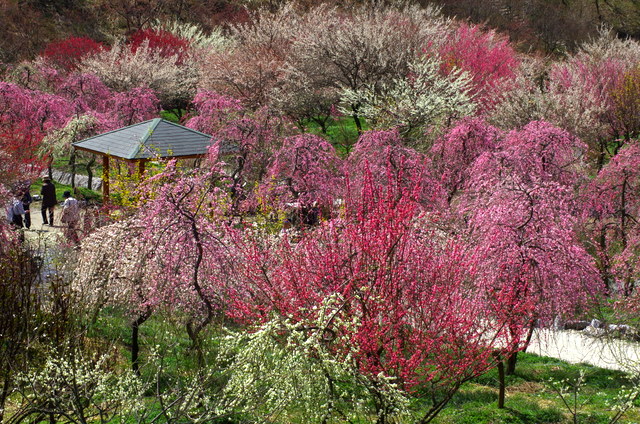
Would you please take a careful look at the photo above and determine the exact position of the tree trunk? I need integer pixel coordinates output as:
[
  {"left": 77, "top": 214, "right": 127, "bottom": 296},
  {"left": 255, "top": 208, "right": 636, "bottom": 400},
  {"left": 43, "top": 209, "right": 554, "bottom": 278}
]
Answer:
[
  {"left": 506, "top": 351, "right": 518, "bottom": 375},
  {"left": 353, "top": 113, "right": 363, "bottom": 135},
  {"left": 131, "top": 312, "right": 151, "bottom": 376},
  {"left": 351, "top": 104, "right": 363, "bottom": 134},
  {"left": 497, "top": 360, "right": 506, "bottom": 408},
  {"left": 597, "top": 140, "right": 606, "bottom": 171},
  {"left": 0, "top": 373, "right": 10, "bottom": 423},
  {"left": 69, "top": 150, "right": 76, "bottom": 189},
  {"left": 507, "top": 322, "right": 536, "bottom": 375},
  {"left": 185, "top": 220, "right": 214, "bottom": 368},
  {"left": 86, "top": 156, "right": 95, "bottom": 190}
]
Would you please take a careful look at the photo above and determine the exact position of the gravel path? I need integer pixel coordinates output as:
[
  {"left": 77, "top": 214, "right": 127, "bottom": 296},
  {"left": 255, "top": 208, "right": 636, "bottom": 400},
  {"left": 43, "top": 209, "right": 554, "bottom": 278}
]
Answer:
[{"left": 527, "top": 328, "right": 640, "bottom": 372}]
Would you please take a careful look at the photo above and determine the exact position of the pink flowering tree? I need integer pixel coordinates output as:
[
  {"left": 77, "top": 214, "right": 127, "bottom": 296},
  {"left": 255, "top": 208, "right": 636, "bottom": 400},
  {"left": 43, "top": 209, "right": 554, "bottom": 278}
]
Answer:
[
  {"left": 346, "top": 129, "right": 447, "bottom": 210},
  {"left": 547, "top": 56, "right": 625, "bottom": 168},
  {"left": 0, "top": 81, "right": 71, "bottom": 178},
  {"left": 430, "top": 118, "right": 502, "bottom": 203},
  {"left": 188, "top": 91, "right": 288, "bottom": 216},
  {"left": 186, "top": 90, "right": 244, "bottom": 135},
  {"left": 134, "top": 162, "right": 235, "bottom": 365},
  {"left": 462, "top": 121, "right": 602, "bottom": 373},
  {"left": 438, "top": 23, "right": 519, "bottom": 113},
  {"left": 259, "top": 133, "right": 343, "bottom": 218},
  {"left": 580, "top": 143, "right": 640, "bottom": 296},
  {"left": 44, "top": 74, "right": 159, "bottom": 188}
]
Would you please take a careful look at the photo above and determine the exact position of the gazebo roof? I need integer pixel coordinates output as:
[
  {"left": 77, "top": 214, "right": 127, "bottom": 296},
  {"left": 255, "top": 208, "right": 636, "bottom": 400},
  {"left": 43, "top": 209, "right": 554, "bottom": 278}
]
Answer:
[{"left": 73, "top": 118, "right": 221, "bottom": 160}]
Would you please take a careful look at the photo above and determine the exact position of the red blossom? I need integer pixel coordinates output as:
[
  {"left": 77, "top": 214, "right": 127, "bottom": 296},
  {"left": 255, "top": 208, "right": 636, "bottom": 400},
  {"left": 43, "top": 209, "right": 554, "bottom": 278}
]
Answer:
[{"left": 42, "top": 36, "right": 106, "bottom": 71}]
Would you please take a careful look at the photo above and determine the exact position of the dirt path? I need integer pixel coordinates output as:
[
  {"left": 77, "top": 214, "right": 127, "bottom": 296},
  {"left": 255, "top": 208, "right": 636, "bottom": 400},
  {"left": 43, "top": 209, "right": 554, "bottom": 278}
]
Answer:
[
  {"left": 22, "top": 200, "right": 65, "bottom": 247},
  {"left": 527, "top": 329, "right": 640, "bottom": 372}
]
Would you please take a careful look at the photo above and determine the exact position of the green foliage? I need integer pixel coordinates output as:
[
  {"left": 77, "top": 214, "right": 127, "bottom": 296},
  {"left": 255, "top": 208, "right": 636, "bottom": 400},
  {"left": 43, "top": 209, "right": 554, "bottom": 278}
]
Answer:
[
  {"left": 160, "top": 109, "right": 184, "bottom": 123},
  {"left": 304, "top": 116, "right": 369, "bottom": 156}
]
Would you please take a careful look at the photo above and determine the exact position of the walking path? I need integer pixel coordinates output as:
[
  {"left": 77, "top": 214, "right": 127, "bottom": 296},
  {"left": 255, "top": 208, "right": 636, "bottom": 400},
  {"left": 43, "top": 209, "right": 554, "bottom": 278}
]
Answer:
[
  {"left": 527, "top": 328, "right": 640, "bottom": 372},
  {"left": 22, "top": 200, "right": 65, "bottom": 247},
  {"left": 50, "top": 169, "right": 102, "bottom": 191}
]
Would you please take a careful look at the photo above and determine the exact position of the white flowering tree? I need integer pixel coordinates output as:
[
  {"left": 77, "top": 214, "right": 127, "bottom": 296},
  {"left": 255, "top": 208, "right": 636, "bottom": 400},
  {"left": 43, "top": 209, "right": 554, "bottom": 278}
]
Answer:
[{"left": 341, "top": 57, "right": 475, "bottom": 145}]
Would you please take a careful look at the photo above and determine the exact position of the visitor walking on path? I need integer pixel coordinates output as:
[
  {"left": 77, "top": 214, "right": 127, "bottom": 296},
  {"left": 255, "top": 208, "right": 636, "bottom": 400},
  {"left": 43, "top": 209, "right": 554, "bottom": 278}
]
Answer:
[
  {"left": 6, "top": 191, "right": 25, "bottom": 229},
  {"left": 61, "top": 191, "right": 80, "bottom": 244},
  {"left": 41, "top": 177, "right": 57, "bottom": 226}
]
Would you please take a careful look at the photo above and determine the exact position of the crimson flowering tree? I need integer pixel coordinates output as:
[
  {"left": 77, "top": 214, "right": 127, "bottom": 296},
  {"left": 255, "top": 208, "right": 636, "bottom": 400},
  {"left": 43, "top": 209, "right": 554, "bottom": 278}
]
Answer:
[
  {"left": 430, "top": 118, "right": 501, "bottom": 203},
  {"left": 462, "top": 121, "right": 602, "bottom": 373},
  {"left": 0, "top": 124, "right": 46, "bottom": 191},
  {"left": 438, "top": 23, "right": 519, "bottom": 112},
  {"left": 260, "top": 134, "right": 343, "bottom": 213},
  {"left": 128, "top": 28, "right": 191, "bottom": 64},
  {"left": 225, "top": 170, "right": 529, "bottom": 423},
  {"left": 41, "top": 36, "right": 106, "bottom": 71},
  {"left": 580, "top": 143, "right": 640, "bottom": 296}
]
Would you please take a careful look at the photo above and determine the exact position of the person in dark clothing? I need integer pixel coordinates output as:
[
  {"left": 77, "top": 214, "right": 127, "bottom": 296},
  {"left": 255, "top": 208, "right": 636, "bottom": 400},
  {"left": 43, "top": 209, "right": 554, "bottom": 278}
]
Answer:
[
  {"left": 21, "top": 182, "right": 32, "bottom": 229},
  {"left": 41, "top": 177, "right": 57, "bottom": 225}
]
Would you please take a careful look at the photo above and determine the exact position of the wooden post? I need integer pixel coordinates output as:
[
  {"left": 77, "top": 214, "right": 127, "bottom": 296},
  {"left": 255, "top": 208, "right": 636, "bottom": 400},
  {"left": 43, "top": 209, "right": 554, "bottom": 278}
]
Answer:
[{"left": 102, "top": 155, "right": 110, "bottom": 202}]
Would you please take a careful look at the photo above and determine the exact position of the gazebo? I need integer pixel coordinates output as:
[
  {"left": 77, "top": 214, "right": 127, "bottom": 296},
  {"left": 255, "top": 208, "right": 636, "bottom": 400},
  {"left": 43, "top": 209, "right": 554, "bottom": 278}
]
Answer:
[{"left": 73, "top": 118, "right": 218, "bottom": 200}]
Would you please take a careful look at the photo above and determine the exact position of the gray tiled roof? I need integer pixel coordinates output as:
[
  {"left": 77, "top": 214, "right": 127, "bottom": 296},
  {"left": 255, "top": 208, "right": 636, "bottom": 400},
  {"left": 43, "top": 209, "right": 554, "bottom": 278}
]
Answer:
[{"left": 72, "top": 118, "right": 221, "bottom": 160}]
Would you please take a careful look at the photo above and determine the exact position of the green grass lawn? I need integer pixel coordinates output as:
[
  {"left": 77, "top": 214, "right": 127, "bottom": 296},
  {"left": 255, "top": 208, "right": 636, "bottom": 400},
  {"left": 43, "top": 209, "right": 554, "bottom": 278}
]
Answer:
[
  {"left": 30, "top": 177, "right": 102, "bottom": 204},
  {"left": 434, "top": 353, "right": 640, "bottom": 424},
  {"left": 305, "top": 116, "right": 369, "bottom": 156}
]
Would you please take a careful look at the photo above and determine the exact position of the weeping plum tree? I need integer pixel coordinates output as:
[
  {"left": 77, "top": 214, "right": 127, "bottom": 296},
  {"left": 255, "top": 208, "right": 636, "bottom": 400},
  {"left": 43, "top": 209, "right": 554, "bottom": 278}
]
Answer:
[
  {"left": 345, "top": 129, "right": 447, "bottom": 211},
  {"left": 462, "top": 121, "right": 603, "bottom": 374},
  {"left": 134, "top": 162, "right": 235, "bottom": 366},
  {"left": 260, "top": 133, "right": 343, "bottom": 217},
  {"left": 430, "top": 118, "right": 501, "bottom": 203},
  {"left": 74, "top": 218, "right": 164, "bottom": 374},
  {"left": 77, "top": 161, "right": 237, "bottom": 370},
  {"left": 188, "top": 90, "right": 289, "bottom": 216},
  {"left": 581, "top": 143, "right": 640, "bottom": 296},
  {"left": 224, "top": 169, "right": 530, "bottom": 423}
]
